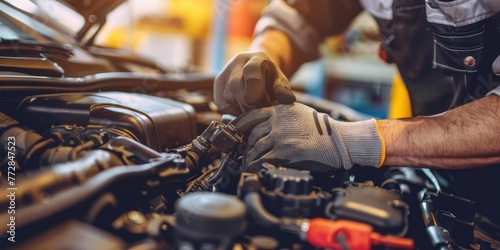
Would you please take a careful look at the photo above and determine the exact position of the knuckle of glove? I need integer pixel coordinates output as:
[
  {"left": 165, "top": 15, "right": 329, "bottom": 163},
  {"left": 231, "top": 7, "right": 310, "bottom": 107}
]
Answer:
[
  {"left": 233, "top": 51, "right": 253, "bottom": 62},
  {"left": 214, "top": 51, "right": 271, "bottom": 114}
]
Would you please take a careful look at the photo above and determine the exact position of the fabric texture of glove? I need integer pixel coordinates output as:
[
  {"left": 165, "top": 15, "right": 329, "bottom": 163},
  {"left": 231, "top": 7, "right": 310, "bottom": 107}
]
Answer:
[
  {"left": 232, "top": 103, "right": 385, "bottom": 173},
  {"left": 214, "top": 51, "right": 296, "bottom": 115}
]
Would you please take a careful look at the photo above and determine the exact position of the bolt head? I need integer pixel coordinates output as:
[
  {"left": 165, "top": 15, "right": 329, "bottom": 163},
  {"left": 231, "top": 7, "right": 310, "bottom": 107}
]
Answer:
[
  {"left": 127, "top": 211, "right": 145, "bottom": 224},
  {"left": 464, "top": 56, "right": 476, "bottom": 68}
]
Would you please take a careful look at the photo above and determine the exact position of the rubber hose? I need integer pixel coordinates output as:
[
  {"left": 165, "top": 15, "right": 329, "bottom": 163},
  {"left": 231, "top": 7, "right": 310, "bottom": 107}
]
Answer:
[
  {"left": 0, "top": 113, "right": 54, "bottom": 169},
  {"left": 244, "top": 192, "right": 280, "bottom": 228}
]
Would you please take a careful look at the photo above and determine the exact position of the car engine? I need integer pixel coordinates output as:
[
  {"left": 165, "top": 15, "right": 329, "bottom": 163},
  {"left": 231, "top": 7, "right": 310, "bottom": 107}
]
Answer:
[{"left": 0, "top": 89, "right": 498, "bottom": 250}]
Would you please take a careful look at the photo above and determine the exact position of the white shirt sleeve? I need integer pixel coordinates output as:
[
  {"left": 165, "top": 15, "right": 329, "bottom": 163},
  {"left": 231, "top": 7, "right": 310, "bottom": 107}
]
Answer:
[{"left": 487, "top": 85, "right": 500, "bottom": 96}]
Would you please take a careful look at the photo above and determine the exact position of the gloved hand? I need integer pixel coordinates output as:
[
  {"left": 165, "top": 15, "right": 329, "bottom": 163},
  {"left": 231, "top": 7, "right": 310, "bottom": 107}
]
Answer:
[
  {"left": 232, "top": 103, "right": 385, "bottom": 172},
  {"left": 214, "top": 51, "right": 296, "bottom": 115}
]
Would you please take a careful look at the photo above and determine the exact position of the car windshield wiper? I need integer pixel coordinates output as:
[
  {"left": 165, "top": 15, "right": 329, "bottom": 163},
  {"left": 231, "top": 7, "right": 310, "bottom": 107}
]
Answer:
[{"left": 0, "top": 38, "right": 74, "bottom": 58}]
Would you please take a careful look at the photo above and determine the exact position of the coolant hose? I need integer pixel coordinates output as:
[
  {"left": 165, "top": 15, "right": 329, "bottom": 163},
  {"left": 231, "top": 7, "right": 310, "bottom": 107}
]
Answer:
[
  {"left": 0, "top": 149, "right": 126, "bottom": 207},
  {"left": 0, "top": 113, "right": 54, "bottom": 169}
]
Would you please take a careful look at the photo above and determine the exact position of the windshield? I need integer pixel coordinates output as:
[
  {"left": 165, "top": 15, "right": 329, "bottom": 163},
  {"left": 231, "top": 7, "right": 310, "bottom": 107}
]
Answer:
[
  {"left": 0, "top": 16, "right": 27, "bottom": 40},
  {"left": 0, "top": 0, "right": 77, "bottom": 44},
  {"left": 5, "top": 0, "right": 85, "bottom": 35}
]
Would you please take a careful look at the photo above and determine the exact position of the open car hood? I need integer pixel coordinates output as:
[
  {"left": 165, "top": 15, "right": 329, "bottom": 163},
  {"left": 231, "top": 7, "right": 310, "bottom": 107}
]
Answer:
[{"left": 54, "top": 0, "right": 125, "bottom": 42}]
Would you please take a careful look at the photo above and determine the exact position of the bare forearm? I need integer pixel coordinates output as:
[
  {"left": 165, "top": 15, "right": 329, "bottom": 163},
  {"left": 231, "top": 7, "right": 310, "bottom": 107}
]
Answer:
[
  {"left": 379, "top": 95, "right": 500, "bottom": 169},
  {"left": 249, "top": 30, "right": 307, "bottom": 77}
]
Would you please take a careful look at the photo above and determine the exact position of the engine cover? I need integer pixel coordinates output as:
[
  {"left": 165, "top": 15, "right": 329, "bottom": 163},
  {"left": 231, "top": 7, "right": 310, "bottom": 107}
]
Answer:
[
  {"left": 327, "top": 182, "right": 409, "bottom": 235},
  {"left": 15, "top": 92, "right": 196, "bottom": 151}
]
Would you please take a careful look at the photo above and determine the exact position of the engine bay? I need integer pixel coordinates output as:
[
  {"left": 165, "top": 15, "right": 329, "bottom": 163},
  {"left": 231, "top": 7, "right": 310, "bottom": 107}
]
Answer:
[{"left": 0, "top": 90, "right": 499, "bottom": 250}]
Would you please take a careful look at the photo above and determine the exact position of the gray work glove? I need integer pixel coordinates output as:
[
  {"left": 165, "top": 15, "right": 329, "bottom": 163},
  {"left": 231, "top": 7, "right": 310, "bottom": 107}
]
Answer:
[
  {"left": 214, "top": 51, "right": 296, "bottom": 115},
  {"left": 232, "top": 103, "right": 385, "bottom": 172}
]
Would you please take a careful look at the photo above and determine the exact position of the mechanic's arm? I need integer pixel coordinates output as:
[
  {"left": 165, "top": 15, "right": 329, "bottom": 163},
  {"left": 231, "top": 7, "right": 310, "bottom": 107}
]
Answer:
[
  {"left": 248, "top": 29, "right": 304, "bottom": 78},
  {"left": 380, "top": 94, "right": 500, "bottom": 169},
  {"left": 234, "top": 95, "right": 500, "bottom": 172}
]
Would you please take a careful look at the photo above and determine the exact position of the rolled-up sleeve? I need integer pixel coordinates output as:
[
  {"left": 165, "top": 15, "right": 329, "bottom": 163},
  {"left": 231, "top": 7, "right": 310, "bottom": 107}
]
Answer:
[{"left": 254, "top": 0, "right": 363, "bottom": 61}]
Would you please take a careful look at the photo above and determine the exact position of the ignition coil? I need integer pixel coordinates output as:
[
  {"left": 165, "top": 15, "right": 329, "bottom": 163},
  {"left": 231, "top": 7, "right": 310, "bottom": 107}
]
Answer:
[{"left": 183, "top": 121, "right": 244, "bottom": 192}]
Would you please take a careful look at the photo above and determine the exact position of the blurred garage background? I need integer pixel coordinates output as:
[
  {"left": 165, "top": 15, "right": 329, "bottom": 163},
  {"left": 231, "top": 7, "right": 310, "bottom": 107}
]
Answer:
[{"left": 15, "top": 0, "right": 400, "bottom": 118}]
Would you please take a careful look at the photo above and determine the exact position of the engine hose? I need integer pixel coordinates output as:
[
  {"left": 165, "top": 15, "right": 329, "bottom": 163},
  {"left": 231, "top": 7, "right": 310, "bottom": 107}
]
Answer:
[
  {"left": 244, "top": 192, "right": 307, "bottom": 236},
  {"left": 244, "top": 192, "right": 280, "bottom": 228},
  {"left": 0, "top": 149, "right": 126, "bottom": 207},
  {"left": 0, "top": 113, "right": 55, "bottom": 169},
  {"left": 0, "top": 154, "right": 179, "bottom": 233}
]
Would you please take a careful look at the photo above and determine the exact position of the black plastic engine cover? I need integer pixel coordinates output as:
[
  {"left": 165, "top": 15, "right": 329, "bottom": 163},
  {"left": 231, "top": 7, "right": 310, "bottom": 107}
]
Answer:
[
  {"left": 327, "top": 182, "right": 409, "bottom": 234},
  {"left": 15, "top": 92, "right": 196, "bottom": 151}
]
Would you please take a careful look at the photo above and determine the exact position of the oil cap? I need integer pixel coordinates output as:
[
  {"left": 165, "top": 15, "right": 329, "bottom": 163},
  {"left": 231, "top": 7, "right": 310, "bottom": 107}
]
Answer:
[{"left": 175, "top": 192, "right": 247, "bottom": 241}]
